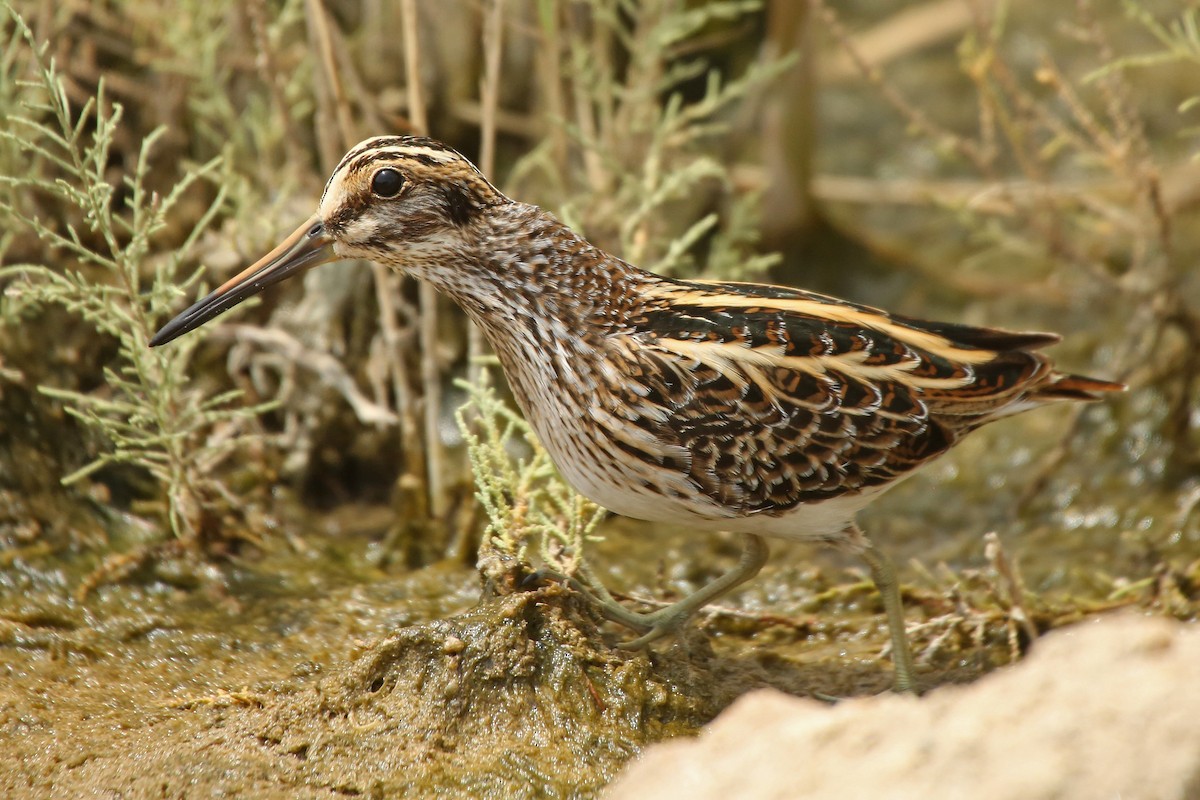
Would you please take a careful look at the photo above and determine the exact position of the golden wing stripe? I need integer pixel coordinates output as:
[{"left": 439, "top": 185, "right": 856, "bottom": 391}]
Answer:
[
  {"left": 649, "top": 336, "right": 975, "bottom": 390},
  {"left": 646, "top": 286, "right": 998, "bottom": 366}
]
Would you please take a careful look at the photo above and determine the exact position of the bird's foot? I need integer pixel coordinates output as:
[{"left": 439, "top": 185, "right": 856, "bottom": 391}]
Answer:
[
  {"left": 563, "top": 575, "right": 688, "bottom": 646},
  {"left": 544, "top": 533, "right": 771, "bottom": 651}
]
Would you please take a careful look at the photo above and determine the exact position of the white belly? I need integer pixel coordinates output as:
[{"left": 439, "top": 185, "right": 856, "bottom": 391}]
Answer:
[{"left": 531, "top": 408, "right": 889, "bottom": 542}]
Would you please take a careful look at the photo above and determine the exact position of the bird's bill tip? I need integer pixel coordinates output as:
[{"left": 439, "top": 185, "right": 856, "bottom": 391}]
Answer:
[{"left": 149, "top": 215, "right": 335, "bottom": 347}]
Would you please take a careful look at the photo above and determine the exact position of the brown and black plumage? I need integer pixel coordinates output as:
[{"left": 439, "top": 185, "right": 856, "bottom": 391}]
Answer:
[{"left": 151, "top": 136, "right": 1124, "bottom": 691}]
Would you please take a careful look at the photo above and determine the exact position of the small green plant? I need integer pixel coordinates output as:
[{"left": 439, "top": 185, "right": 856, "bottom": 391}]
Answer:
[
  {"left": 0, "top": 7, "right": 271, "bottom": 556},
  {"left": 513, "top": 0, "right": 788, "bottom": 280},
  {"left": 1092, "top": 2, "right": 1200, "bottom": 147},
  {"left": 455, "top": 369, "right": 605, "bottom": 590}
]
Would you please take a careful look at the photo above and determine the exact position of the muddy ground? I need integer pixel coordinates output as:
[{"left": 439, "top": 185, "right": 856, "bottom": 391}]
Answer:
[{"left": 3, "top": 403, "right": 1193, "bottom": 799}]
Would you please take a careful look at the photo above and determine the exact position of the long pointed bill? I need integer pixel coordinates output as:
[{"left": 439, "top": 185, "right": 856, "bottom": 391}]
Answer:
[{"left": 149, "top": 216, "right": 336, "bottom": 347}]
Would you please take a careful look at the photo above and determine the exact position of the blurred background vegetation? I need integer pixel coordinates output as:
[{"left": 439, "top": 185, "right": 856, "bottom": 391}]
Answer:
[{"left": 0, "top": 0, "right": 1197, "bottom": 628}]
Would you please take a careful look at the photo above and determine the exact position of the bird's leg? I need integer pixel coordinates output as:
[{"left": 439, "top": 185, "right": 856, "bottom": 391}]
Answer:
[
  {"left": 852, "top": 527, "right": 917, "bottom": 693},
  {"left": 568, "top": 533, "right": 770, "bottom": 649}
]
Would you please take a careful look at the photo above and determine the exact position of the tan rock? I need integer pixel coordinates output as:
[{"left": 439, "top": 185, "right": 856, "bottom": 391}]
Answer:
[{"left": 606, "top": 614, "right": 1200, "bottom": 800}]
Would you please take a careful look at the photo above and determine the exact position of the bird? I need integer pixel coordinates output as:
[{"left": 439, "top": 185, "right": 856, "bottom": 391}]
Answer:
[{"left": 150, "top": 136, "right": 1124, "bottom": 692}]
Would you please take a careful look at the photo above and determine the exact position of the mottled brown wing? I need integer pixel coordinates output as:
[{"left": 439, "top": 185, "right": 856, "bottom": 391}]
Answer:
[{"left": 597, "top": 279, "right": 1049, "bottom": 515}]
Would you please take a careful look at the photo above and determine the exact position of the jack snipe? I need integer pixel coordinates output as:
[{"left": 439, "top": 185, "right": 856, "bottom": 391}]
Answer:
[{"left": 151, "top": 136, "right": 1124, "bottom": 691}]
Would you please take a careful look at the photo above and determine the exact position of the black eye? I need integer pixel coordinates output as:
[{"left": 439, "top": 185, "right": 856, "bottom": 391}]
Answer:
[{"left": 371, "top": 168, "right": 405, "bottom": 198}]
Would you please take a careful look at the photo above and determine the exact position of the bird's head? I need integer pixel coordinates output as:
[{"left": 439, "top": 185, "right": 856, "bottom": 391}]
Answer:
[{"left": 150, "top": 136, "right": 503, "bottom": 347}]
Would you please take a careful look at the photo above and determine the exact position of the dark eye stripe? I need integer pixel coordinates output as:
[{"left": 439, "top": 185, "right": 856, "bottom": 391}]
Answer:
[{"left": 350, "top": 150, "right": 401, "bottom": 176}]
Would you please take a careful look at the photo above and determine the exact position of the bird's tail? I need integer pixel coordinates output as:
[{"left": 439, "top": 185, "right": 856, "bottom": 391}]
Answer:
[{"left": 1037, "top": 372, "right": 1127, "bottom": 402}]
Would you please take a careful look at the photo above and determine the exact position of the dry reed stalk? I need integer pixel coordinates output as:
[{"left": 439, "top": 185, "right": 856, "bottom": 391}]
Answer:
[
  {"left": 248, "top": 0, "right": 306, "bottom": 170},
  {"left": 400, "top": 0, "right": 448, "bottom": 520},
  {"left": 304, "top": 0, "right": 353, "bottom": 167},
  {"left": 535, "top": 0, "right": 569, "bottom": 168},
  {"left": 568, "top": 6, "right": 606, "bottom": 192},
  {"left": 471, "top": 0, "right": 506, "bottom": 385}
]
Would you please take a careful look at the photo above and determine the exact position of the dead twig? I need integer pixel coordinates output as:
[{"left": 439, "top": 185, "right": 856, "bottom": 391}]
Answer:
[{"left": 212, "top": 324, "right": 399, "bottom": 426}]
